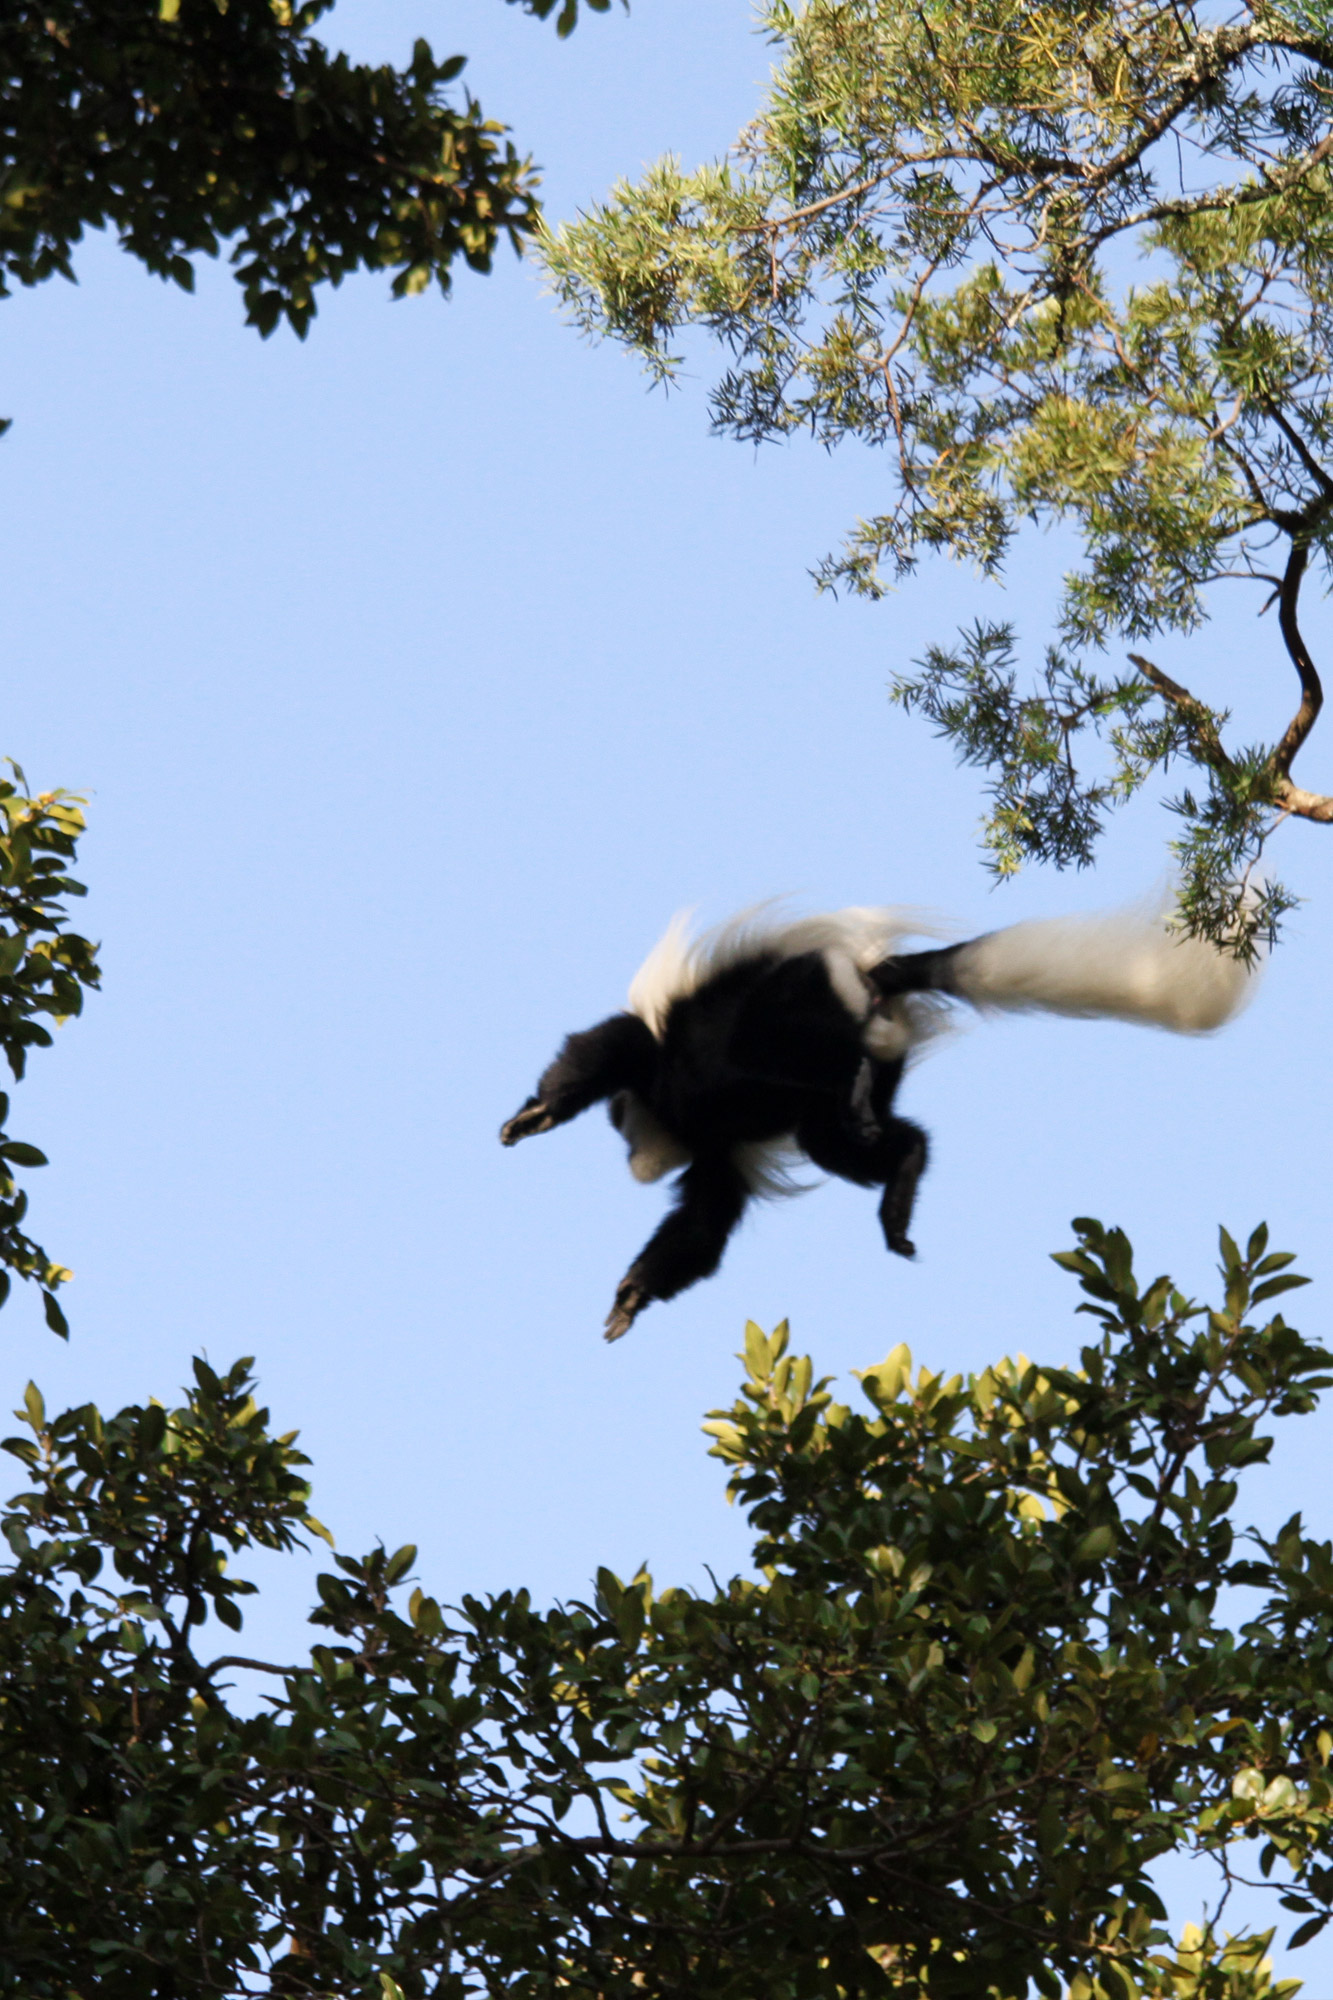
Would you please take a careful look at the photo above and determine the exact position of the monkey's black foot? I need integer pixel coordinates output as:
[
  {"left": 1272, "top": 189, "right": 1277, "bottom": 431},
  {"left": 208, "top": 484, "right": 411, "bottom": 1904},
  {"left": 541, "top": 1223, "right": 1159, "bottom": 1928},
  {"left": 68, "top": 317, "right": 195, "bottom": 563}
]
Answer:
[
  {"left": 885, "top": 1232, "right": 916, "bottom": 1259},
  {"left": 604, "top": 1279, "right": 650, "bottom": 1343},
  {"left": 500, "top": 1099, "right": 556, "bottom": 1146}
]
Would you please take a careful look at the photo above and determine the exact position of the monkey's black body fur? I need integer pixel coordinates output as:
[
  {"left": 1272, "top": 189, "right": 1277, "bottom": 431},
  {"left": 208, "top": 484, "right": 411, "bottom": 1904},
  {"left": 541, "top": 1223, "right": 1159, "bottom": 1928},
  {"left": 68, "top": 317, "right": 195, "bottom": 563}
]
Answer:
[
  {"left": 501, "top": 948, "right": 926, "bottom": 1340},
  {"left": 502, "top": 891, "right": 1257, "bottom": 1338}
]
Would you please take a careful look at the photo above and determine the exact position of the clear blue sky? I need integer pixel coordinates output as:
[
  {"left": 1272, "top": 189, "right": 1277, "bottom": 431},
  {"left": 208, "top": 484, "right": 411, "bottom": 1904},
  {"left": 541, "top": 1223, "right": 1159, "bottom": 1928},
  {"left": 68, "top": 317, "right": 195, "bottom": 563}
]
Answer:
[{"left": 4, "top": 0, "right": 1331, "bottom": 1979}]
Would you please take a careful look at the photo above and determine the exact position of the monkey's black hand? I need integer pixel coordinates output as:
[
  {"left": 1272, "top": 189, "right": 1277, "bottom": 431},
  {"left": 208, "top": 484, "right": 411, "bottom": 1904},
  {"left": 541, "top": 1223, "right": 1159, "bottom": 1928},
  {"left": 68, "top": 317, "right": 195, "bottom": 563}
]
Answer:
[
  {"left": 500, "top": 1098, "right": 556, "bottom": 1146},
  {"left": 885, "top": 1232, "right": 916, "bottom": 1260},
  {"left": 604, "top": 1278, "right": 650, "bottom": 1342}
]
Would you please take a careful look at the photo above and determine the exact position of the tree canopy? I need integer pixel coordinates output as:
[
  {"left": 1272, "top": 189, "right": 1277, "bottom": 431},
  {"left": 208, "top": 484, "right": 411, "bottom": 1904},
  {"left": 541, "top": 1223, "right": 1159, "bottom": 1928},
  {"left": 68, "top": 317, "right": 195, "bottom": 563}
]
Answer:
[
  {"left": 2, "top": 13, "right": 1327, "bottom": 1998},
  {"left": 544, "top": 0, "right": 1333, "bottom": 951},
  {"left": 1, "top": 0, "right": 614, "bottom": 357},
  {"left": 3, "top": 1222, "right": 1331, "bottom": 1996}
]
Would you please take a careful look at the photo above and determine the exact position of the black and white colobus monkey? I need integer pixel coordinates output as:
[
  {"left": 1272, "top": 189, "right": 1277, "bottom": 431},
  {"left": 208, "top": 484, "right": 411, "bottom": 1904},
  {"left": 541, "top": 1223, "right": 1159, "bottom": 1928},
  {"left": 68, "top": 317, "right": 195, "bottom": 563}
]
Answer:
[{"left": 500, "top": 903, "right": 1255, "bottom": 1340}]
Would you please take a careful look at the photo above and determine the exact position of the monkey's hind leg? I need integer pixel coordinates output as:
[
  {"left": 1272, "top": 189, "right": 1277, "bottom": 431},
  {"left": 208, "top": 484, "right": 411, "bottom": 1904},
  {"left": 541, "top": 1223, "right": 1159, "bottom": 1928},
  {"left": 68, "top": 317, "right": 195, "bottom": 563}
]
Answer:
[
  {"left": 797, "top": 1105, "right": 928, "bottom": 1261},
  {"left": 605, "top": 1156, "right": 749, "bottom": 1341},
  {"left": 501, "top": 1013, "right": 658, "bottom": 1146},
  {"left": 877, "top": 1122, "right": 928, "bottom": 1259}
]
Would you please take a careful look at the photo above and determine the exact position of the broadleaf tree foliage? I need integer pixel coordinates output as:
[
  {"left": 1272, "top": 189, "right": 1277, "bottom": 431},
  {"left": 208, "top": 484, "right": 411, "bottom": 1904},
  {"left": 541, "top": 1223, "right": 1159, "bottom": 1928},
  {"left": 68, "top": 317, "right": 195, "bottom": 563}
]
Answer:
[
  {"left": 3, "top": 1225, "right": 1332, "bottom": 1995},
  {"left": 0, "top": 772, "right": 98, "bottom": 1333},
  {"left": 0, "top": 0, "right": 616, "bottom": 360},
  {"left": 543, "top": 0, "right": 1333, "bottom": 952}
]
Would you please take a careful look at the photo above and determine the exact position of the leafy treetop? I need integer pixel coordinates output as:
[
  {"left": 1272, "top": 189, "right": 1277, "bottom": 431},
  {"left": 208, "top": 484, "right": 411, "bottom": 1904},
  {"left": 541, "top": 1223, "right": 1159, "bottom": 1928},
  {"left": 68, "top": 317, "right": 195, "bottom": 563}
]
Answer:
[
  {"left": 0, "top": 0, "right": 616, "bottom": 351},
  {"left": 3, "top": 1223, "right": 1332, "bottom": 1995},
  {"left": 544, "top": 0, "right": 1333, "bottom": 951}
]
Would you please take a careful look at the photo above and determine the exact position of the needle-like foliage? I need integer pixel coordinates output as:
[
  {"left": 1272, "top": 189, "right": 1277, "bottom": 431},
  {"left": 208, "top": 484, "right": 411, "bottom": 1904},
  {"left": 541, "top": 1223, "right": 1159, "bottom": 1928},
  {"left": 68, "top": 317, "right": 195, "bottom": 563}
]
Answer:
[{"left": 544, "top": 0, "right": 1333, "bottom": 949}]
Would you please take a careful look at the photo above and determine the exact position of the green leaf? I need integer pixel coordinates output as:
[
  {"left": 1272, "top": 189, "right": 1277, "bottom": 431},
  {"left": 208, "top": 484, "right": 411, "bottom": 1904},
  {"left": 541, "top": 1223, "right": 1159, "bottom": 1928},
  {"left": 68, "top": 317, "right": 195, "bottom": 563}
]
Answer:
[
  {"left": 615, "top": 1589, "right": 645, "bottom": 1650},
  {"left": 743, "top": 1320, "right": 772, "bottom": 1380},
  {"left": 384, "top": 1544, "right": 417, "bottom": 1586},
  {"left": 1102, "top": 1961, "right": 1140, "bottom": 2000},
  {"left": 596, "top": 1566, "right": 623, "bottom": 1616},
  {"left": 1251, "top": 1273, "right": 1312, "bottom": 1305},
  {"left": 1036, "top": 1792, "right": 1066, "bottom": 1857}
]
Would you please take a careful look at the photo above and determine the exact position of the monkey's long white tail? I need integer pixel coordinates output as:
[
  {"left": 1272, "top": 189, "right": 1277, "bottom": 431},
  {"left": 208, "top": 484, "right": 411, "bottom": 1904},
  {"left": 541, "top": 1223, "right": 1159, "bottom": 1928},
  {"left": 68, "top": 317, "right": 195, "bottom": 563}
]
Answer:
[{"left": 949, "top": 901, "right": 1258, "bottom": 1034}]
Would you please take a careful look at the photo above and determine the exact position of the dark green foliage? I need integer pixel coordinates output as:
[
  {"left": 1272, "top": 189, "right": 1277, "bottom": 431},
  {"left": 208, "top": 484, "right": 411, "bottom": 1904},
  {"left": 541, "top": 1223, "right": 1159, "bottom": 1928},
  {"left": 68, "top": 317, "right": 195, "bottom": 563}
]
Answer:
[
  {"left": 521, "top": 0, "right": 618, "bottom": 38},
  {"left": 2, "top": 1227, "right": 1330, "bottom": 1994},
  {"left": 0, "top": 772, "right": 99, "bottom": 1328},
  {"left": 891, "top": 623, "right": 1174, "bottom": 877},
  {"left": 0, "top": 0, "right": 614, "bottom": 352}
]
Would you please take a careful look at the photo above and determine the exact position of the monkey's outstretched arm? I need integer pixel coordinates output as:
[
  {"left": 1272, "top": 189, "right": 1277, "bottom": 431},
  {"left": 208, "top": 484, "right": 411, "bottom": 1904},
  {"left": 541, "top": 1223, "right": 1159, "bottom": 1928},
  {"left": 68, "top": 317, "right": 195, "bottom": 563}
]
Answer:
[
  {"left": 605, "top": 1155, "right": 749, "bottom": 1341},
  {"left": 501, "top": 1013, "right": 659, "bottom": 1146}
]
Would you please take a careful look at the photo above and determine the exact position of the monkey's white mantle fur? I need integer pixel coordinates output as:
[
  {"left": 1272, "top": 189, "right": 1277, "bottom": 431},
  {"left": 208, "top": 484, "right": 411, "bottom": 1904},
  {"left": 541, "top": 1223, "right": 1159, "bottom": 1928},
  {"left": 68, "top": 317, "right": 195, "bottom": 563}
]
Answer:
[{"left": 628, "top": 894, "right": 1256, "bottom": 1047}]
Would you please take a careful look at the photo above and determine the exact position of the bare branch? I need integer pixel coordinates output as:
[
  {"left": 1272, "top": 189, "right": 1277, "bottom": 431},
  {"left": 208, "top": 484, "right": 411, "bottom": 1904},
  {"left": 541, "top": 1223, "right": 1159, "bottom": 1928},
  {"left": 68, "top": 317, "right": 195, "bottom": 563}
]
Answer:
[
  {"left": 1271, "top": 540, "right": 1325, "bottom": 777},
  {"left": 1132, "top": 557, "right": 1333, "bottom": 824},
  {"left": 203, "top": 1654, "right": 299, "bottom": 1678},
  {"left": 1126, "top": 655, "right": 1235, "bottom": 775},
  {"left": 1273, "top": 777, "right": 1333, "bottom": 822}
]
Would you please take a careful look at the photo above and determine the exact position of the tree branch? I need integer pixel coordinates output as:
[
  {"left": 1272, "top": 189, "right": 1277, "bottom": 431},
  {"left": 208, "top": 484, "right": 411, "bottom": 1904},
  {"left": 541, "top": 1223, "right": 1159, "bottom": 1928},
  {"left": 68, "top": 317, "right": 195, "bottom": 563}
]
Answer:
[
  {"left": 1084, "top": 123, "right": 1333, "bottom": 252},
  {"left": 1271, "top": 540, "right": 1324, "bottom": 777},
  {"left": 1077, "top": 25, "right": 1263, "bottom": 197},
  {"left": 1132, "top": 549, "right": 1333, "bottom": 824},
  {"left": 203, "top": 1654, "right": 299, "bottom": 1678},
  {"left": 1126, "top": 655, "right": 1235, "bottom": 775},
  {"left": 1260, "top": 400, "right": 1333, "bottom": 504},
  {"left": 1272, "top": 778, "right": 1333, "bottom": 822}
]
